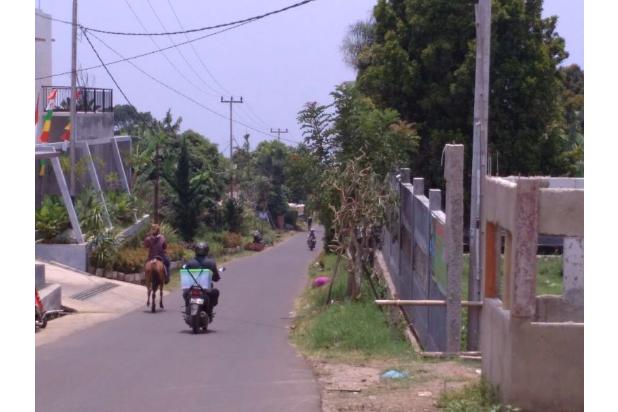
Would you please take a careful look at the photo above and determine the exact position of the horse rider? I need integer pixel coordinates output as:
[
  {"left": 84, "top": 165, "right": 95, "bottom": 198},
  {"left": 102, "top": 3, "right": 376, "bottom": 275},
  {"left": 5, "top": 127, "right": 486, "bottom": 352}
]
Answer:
[
  {"left": 307, "top": 215, "right": 313, "bottom": 231},
  {"left": 182, "top": 242, "right": 221, "bottom": 318},
  {"left": 143, "top": 224, "right": 170, "bottom": 284}
]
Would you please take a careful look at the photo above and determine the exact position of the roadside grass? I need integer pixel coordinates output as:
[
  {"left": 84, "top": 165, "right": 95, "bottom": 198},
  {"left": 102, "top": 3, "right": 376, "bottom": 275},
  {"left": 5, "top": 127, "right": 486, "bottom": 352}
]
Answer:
[
  {"left": 291, "top": 253, "right": 415, "bottom": 363},
  {"left": 460, "top": 254, "right": 563, "bottom": 298},
  {"left": 437, "top": 380, "right": 521, "bottom": 412}
]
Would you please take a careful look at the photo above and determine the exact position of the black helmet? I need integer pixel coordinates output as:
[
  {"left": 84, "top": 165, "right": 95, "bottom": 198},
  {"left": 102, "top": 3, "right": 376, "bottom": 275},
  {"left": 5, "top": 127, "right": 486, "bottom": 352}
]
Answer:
[{"left": 194, "top": 241, "right": 209, "bottom": 257}]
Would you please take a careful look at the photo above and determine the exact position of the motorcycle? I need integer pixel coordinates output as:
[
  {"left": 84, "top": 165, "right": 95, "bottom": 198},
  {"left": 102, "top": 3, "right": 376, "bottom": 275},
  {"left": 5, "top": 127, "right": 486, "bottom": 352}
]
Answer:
[
  {"left": 307, "top": 236, "right": 316, "bottom": 251},
  {"left": 181, "top": 267, "right": 225, "bottom": 334},
  {"left": 36, "top": 288, "right": 64, "bottom": 330}
]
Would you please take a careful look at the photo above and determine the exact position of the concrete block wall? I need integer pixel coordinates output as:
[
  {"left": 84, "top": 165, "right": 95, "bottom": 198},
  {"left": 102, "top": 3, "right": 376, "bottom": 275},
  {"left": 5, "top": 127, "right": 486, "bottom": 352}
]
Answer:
[{"left": 481, "top": 176, "right": 584, "bottom": 411}]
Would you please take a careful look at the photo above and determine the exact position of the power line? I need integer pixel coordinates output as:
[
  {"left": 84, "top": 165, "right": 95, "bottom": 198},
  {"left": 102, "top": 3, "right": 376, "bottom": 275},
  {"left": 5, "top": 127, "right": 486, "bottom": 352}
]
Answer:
[
  {"left": 146, "top": 0, "right": 220, "bottom": 96},
  {"left": 164, "top": 0, "right": 275, "bottom": 132},
  {"left": 35, "top": 20, "right": 251, "bottom": 81},
  {"left": 166, "top": 0, "right": 229, "bottom": 95},
  {"left": 44, "top": 0, "right": 318, "bottom": 37},
  {"left": 82, "top": 28, "right": 134, "bottom": 107},
  {"left": 270, "top": 128, "right": 289, "bottom": 142},
  {"left": 123, "top": 0, "right": 216, "bottom": 98},
  {"left": 88, "top": 31, "right": 277, "bottom": 141}
]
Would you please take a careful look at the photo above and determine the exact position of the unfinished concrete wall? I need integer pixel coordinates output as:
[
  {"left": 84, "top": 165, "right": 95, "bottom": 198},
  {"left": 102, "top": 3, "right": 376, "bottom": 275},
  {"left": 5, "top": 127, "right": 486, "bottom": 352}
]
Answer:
[{"left": 481, "top": 176, "right": 584, "bottom": 411}]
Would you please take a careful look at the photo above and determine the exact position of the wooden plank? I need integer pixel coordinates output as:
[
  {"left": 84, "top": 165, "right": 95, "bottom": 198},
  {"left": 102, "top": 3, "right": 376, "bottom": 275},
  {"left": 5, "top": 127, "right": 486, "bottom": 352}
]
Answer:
[{"left": 375, "top": 299, "right": 483, "bottom": 307}]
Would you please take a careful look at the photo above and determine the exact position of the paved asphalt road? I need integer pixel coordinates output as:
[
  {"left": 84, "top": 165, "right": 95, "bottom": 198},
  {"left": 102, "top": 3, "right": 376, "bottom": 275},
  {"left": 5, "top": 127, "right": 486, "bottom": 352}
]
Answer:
[{"left": 37, "top": 229, "right": 322, "bottom": 412}]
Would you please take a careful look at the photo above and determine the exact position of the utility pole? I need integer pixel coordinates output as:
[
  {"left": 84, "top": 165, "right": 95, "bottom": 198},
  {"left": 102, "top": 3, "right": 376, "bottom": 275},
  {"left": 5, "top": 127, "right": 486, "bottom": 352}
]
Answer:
[
  {"left": 468, "top": 0, "right": 492, "bottom": 351},
  {"left": 153, "top": 143, "right": 160, "bottom": 224},
  {"left": 70, "top": 0, "right": 78, "bottom": 197},
  {"left": 270, "top": 128, "right": 289, "bottom": 142},
  {"left": 220, "top": 96, "right": 243, "bottom": 198}
]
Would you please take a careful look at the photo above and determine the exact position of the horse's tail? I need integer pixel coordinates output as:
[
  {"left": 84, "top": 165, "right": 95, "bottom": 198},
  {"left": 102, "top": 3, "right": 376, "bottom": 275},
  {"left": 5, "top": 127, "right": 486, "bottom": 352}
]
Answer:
[{"left": 151, "top": 262, "right": 161, "bottom": 290}]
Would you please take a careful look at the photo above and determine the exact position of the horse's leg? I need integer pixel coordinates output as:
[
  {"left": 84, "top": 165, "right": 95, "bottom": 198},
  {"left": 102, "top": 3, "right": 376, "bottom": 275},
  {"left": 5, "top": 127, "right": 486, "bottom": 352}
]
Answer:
[
  {"left": 159, "top": 283, "right": 164, "bottom": 309},
  {"left": 146, "top": 284, "right": 151, "bottom": 306}
]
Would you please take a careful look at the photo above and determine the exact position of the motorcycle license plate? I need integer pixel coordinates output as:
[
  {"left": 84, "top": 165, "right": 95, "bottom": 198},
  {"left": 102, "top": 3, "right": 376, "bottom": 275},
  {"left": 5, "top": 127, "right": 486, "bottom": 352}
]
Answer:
[{"left": 190, "top": 298, "right": 204, "bottom": 305}]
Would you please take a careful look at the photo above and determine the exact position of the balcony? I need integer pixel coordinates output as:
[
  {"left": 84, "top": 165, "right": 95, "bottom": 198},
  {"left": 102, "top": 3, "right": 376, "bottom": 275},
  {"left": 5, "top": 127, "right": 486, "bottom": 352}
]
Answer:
[{"left": 41, "top": 86, "right": 113, "bottom": 113}]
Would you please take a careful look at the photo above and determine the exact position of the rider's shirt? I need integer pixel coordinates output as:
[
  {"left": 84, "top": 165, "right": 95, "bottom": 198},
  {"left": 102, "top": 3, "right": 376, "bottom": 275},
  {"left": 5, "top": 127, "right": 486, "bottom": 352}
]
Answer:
[{"left": 144, "top": 234, "right": 167, "bottom": 260}]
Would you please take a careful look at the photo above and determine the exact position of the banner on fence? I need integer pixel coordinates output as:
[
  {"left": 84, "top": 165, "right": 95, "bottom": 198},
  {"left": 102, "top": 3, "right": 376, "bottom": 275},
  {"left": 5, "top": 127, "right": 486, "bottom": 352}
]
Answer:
[{"left": 430, "top": 216, "right": 448, "bottom": 294}]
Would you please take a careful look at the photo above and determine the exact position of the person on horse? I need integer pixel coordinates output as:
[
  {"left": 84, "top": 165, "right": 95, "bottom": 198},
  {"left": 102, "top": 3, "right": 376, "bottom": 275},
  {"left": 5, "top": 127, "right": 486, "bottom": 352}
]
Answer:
[
  {"left": 182, "top": 242, "right": 221, "bottom": 317},
  {"left": 143, "top": 224, "right": 170, "bottom": 284}
]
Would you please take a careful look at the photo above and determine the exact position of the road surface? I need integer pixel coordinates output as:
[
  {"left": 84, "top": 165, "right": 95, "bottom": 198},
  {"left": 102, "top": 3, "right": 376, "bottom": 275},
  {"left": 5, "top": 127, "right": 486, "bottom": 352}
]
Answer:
[{"left": 36, "top": 230, "right": 322, "bottom": 412}]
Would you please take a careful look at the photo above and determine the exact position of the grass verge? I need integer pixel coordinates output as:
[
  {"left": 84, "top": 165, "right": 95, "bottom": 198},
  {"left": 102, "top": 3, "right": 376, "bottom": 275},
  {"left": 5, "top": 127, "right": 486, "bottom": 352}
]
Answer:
[
  {"left": 291, "top": 253, "right": 415, "bottom": 362},
  {"left": 437, "top": 380, "right": 521, "bottom": 412}
]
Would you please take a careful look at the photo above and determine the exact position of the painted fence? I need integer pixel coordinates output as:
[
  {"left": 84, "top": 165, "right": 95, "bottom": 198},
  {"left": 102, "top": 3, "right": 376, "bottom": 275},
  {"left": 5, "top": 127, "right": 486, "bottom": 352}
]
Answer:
[{"left": 382, "top": 145, "right": 466, "bottom": 352}]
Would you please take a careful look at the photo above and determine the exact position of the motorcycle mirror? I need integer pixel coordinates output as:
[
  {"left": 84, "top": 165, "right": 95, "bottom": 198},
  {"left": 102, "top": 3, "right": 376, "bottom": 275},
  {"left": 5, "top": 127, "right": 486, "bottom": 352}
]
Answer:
[{"left": 219, "top": 267, "right": 226, "bottom": 273}]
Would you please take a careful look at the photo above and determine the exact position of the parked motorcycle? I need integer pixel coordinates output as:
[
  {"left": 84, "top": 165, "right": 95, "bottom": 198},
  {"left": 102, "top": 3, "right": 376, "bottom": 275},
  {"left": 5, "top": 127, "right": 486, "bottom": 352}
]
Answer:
[
  {"left": 182, "top": 267, "right": 225, "bottom": 334},
  {"left": 36, "top": 288, "right": 64, "bottom": 330},
  {"left": 35, "top": 289, "right": 47, "bottom": 329}
]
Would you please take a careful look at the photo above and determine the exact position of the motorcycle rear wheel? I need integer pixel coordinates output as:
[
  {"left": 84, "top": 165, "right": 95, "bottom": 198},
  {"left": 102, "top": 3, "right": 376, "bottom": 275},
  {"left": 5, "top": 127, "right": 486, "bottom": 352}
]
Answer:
[{"left": 191, "top": 315, "right": 200, "bottom": 334}]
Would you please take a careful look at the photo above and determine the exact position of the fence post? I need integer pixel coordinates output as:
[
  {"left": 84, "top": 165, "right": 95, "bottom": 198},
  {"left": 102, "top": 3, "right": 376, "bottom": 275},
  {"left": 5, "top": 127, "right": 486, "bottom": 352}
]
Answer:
[{"left": 444, "top": 145, "right": 464, "bottom": 352}]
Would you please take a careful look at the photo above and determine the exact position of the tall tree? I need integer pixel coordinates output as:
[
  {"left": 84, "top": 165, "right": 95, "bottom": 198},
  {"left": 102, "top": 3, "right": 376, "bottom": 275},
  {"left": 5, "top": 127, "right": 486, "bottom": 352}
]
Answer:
[
  {"left": 297, "top": 102, "right": 335, "bottom": 166},
  {"left": 356, "top": 0, "right": 572, "bottom": 189}
]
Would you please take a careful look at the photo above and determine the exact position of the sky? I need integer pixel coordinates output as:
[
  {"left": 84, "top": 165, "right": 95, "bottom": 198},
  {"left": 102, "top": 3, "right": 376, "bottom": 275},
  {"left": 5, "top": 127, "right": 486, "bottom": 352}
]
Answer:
[{"left": 36, "top": 0, "right": 584, "bottom": 154}]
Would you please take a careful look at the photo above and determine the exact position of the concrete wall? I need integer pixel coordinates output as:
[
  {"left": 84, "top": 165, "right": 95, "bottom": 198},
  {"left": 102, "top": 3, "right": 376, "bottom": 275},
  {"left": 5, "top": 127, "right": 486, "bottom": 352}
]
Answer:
[
  {"left": 35, "top": 243, "right": 89, "bottom": 272},
  {"left": 481, "top": 299, "right": 584, "bottom": 411}
]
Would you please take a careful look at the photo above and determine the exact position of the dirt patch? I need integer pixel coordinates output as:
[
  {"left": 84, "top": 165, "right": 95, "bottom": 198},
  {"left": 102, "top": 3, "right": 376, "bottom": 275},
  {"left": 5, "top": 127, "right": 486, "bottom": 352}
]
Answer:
[{"left": 310, "top": 358, "right": 480, "bottom": 412}]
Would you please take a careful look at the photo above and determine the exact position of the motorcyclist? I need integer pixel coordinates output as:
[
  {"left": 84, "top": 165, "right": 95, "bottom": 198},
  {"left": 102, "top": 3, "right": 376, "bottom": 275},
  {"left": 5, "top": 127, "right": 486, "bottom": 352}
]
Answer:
[
  {"left": 307, "top": 215, "right": 313, "bottom": 231},
  {"left": 182, "top": 242, "right": 221, "bottom": 317},
  {"left": 143, "top": 224, "right": 170, "bottom": 284},
  {"left": 253, "top": 230, "right": 263, "bottom": 244},
  {"left": 308, "top": 228, "right": 316, "bottom": 241}
]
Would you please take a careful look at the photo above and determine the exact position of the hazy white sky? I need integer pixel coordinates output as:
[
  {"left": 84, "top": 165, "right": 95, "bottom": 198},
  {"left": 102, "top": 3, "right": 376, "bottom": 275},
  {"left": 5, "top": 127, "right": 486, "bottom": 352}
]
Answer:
[{"left": 37, "top": 0, "right": 583, "bottom": 153}]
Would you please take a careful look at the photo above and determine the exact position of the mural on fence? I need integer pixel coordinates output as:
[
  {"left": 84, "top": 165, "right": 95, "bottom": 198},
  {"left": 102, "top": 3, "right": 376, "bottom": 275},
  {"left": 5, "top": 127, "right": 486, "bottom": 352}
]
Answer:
[{"left": 430, "top": 215, "right": 448, "bottom": 294}]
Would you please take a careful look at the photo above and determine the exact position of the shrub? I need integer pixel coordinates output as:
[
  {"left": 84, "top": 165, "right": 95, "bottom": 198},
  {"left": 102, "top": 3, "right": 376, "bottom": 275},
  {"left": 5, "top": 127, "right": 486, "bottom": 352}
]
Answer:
[
  {"left": 106, "top": 191, "right": 137, "bottom": 226},
  {"left": 284, "top": 209, "right": 298, "bottom": 228},
  {"left": 166, "top": 243, "right": 185, "bottom": 261},
  {"left": 36, "top": 196, "right": 70, "bottom": 242},
  {"left": 114, "top": 247, "right": 147, "bottom": 273},
  {"left": 90, "top": 229, "right": 119, "bottom": 270},
  {"left": 224, "top": 198, "right": 244, "bottom": 233},
  {"left": 205, "top": 204, "right": 225, "bottom": 231},
  {"left": 159, "top": 222, "right": 181, "bottom": 244},
  {"left": 209, "top": 241, "right": 224, "bottom": 257},
  {"left": 222, "top": 232, "right": 243, "bottom": 249}
]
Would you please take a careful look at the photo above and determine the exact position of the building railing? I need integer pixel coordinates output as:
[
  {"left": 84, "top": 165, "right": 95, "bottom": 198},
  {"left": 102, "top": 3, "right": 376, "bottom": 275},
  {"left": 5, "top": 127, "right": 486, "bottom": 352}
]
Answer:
[{"left": 41, "top": 86, "right": 113, "bottom": 113}]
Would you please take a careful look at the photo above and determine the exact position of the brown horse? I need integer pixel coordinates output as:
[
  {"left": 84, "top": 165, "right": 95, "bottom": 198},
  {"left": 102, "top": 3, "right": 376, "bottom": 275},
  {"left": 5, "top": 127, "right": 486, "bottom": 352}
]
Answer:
[{"left": 144, "top": 258, "right": 165, "bottom": 312}]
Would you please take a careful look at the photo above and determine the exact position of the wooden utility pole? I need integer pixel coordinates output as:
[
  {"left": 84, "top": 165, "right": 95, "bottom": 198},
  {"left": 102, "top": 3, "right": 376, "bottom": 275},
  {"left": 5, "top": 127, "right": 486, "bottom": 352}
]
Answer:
[
  {"left": 221, "top": 96, "right": 243, "bottom": 198},
  {"left": 153, "top": 144, "right": 160, "bottom": 224},
  {"left": 468, "top": 0, "right": 492, "bottom": 350},
  {"left": 270, "top": 128, "right": 288, "bottom": 142},
  {"left": 70, "top": 0, "right": 78, "bottom": 196}
]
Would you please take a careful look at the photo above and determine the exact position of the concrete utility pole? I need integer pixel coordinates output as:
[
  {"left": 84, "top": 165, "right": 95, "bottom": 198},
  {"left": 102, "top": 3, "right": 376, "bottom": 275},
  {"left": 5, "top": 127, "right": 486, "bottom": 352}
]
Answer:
[
  {"left": 221, "top": 96, "right": 243, "bottom": 198},
  {"left": 270, "top": 128, "right": 289, "bottom": 142},
  {"left": 70, "top": 0, "right": 78, "bottom": 196},
  {"left": 468, "top": 0, "right": 492, "bottom": 351}
]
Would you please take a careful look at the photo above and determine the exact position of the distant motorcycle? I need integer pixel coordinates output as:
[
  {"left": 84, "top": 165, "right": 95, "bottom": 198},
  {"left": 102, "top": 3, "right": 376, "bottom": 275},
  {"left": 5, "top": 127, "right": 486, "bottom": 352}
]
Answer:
[
  {"left": 307, "top": 235, "right": 316, "bottom": 251},
  {"left": 182, "top": 267, "right": 225, "bottom": 334}
]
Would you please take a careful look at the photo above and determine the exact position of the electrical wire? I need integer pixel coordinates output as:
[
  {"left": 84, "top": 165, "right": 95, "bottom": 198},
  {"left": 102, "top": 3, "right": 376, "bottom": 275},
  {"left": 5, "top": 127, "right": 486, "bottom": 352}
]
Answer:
[
  {"left": 35, "top": 20, "right": 251, "bottom": 81},
  {"left": 146, "top": 0, "right": 220, "bottom": 96},
  {"left": 87, "top": 31, "right": 277, "bottom": 141},
  {"left": 81, "top": 28, "right": 134, "bottom": 107},
  {"left": 167, "top": 0, "right": 230, "bottom": 95},
  {"left": 164, "top": 0, "right": 273, "bottom": 132},
  {"left": 123, "top": 0, "right": 216, "bottom": 98},
  {"left": 43, "top": 0, "right": 318, "bottom": 37}
]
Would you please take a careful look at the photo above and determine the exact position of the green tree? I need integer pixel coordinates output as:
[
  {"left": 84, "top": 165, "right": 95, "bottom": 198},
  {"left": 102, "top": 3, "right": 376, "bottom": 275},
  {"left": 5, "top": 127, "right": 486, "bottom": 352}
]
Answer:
[
  {"left": 356, "top": 0, "right": 572, "bottom": 188},
  {"left": 113, "top": 104, "right": 154, "bottom": 135},
  {"left": 297, "top": 102, "right": 335, "bottom": 166},
  {"left": 331, "top": 82, "right": 419, "bottom": 179}
]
